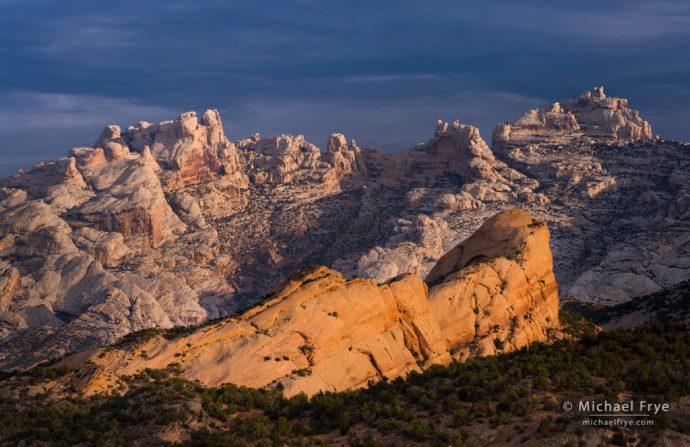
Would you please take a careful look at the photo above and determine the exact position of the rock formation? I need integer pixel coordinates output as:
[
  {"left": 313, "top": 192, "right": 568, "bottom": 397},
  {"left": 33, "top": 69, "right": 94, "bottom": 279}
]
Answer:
[
  {"left": 0, "top": 86, "right": 688, "bottom": 370},
  {"left": 107, "top": 109, "right": 241, "bottom": 190},
  {"left": 0, "top": 260, "right": 19, "bottom": 312},
  {"left": 331, "top": 121, "right": 547, "bottom": 283},
  {"left": 492, "top": 87, "right": 689, "bottom": 305},
  {"left": 323, "top": 133, "right": 368, "bottom": 182},
  {"left": 237, "top": 133, "right": 336, "bottom": 187},
  {"left": 0, "top": 139, "right": 234, "bottom": 369},
  {"left": 68, "top": 146, "right": 186, "bottom": 248},
  {"left": 368, "top": 120, "right": 537, "bottom": 195},
  {"left": 427, "top": 209, "right": 559, "bottom": 359},
  {"left": 493, "top": 86, "right": 653, "bottom": 155},
  {"left": 52, "top": 209, "right": 558, "bottom": 397}
]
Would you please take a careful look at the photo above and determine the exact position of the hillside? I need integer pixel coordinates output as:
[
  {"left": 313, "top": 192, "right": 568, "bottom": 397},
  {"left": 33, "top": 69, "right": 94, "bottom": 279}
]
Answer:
[
  {"left": 564, "top": 280, "right": 690, "bottom": 329},
  {"left": 1, "top": 321, "right": 688, "bottom": 446}
]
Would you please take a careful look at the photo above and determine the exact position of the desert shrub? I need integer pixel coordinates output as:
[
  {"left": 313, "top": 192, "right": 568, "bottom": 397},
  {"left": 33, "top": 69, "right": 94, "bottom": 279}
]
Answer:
[{"left": 1, "top": 323, "right": 689, "bottom": 446}]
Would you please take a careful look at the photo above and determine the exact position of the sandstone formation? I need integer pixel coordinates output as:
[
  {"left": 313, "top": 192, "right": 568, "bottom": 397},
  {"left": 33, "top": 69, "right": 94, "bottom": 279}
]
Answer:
[
  {"left": 0, "top": 86, "right": 688, "bottom": 370},
  {"left": 68, "top": 146, "right": 186, "bottom": 248},
  {"left": 323, "top": 133, "right": 369, "bottom": 182},
  {"left": 0, "top": 142, "right": 233, "bottom": 369},
  {"left": 331, "top": 121, "right": 547, "bottom": 284},
  {"left": 492, "top": 87, "right": 690, "bottom": 305},
  {"left": 62, "top": 268, "right": 449, "bottom": 397},
  {"left": 427, "top": 209, "right": 559, "bottom": 359},
  {"left": 493, "top": 86, "right": 653, "bottom": 155},
  {"left": 237, "top": 133, "right": 337, "bottom": 187},
  {"left": 368, "top": 120, "right": 538, "bottom": 196},
  {"left": 110, "top": 109, "right": 241, "bottom": 190},
  {"left": 71, "top": 227, "right": 128, "bottom": 268},
  {"left": 0, "top": 260, "right": 19, "bottom": 312},
  {"left": 52, "top": 209, "right": 558, "bottom": 397}
]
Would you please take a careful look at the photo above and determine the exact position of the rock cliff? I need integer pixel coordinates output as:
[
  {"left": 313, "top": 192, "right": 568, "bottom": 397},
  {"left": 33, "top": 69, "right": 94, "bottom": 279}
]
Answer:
[{"left": 105, "top": 109, "right": 241, "bottom": 190}]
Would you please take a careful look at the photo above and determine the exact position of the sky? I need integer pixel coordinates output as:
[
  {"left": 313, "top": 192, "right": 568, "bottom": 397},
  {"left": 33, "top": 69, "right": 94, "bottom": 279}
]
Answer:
[{"left": 1, "top": 0, "right": 689, "bottom": 176}]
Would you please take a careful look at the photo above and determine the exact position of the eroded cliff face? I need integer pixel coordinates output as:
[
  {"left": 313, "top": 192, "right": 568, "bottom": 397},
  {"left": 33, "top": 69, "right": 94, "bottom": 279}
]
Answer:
[
  {"left": 52, "top": 209, "right": 558, "bottom": 397},
  {"left": 104, "top": 109, "right": 241, "bottom": 191}
]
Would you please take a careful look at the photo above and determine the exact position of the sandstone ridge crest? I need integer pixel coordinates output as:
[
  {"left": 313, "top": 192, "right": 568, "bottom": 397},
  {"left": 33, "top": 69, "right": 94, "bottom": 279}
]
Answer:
[{"left": 52, "top": 209, "right": 559, "bottom": 397}]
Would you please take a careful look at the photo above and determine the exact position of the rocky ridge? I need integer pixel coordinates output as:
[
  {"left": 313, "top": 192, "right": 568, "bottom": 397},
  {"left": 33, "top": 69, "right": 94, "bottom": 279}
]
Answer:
[
  {"left": 49, "top": 209, "right": 558, "bottom": 397},
  {"left": 564, "top": 279, "right": 690, "bottom": 329},
  {"left": 0, "top": 87, "right": 687, "bottom": 369}
]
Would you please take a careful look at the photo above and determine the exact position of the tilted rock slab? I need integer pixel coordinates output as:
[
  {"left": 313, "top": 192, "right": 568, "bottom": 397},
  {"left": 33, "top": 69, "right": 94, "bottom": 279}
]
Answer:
[
  {"left": 427, "top": 208, "right": 559, "bottom": 359},
  {"left": 56, "top": 209, "right": 559, "bottom": 397}
]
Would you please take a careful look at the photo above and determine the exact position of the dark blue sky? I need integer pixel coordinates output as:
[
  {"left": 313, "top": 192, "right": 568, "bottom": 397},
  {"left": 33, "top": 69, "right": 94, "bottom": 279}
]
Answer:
[{"left": 1, "top": 0, "right": 689, "bottom": 176}]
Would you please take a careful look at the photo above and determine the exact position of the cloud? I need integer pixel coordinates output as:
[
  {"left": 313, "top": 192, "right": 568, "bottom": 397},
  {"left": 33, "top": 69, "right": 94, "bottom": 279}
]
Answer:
[
  {"left": 490, "top": 2, "right": 690, "bottom": 41},
  {"left": 28, "top": 15, "right": 140, "bottom": 54},
  {"left": 0, "top": 91, "right": 178, "bottom": 131},
  {"left": 337, "top": 74, "right": 438, "bottom": 83}
]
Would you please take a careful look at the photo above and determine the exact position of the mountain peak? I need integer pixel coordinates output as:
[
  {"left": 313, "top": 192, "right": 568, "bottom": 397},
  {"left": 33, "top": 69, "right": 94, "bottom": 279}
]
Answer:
[
  {"left": 493, "top": 87, "right": 653, "bottom": 152},
  {"left": 586, "top": 85, "right": 606, "bottom": 99}
]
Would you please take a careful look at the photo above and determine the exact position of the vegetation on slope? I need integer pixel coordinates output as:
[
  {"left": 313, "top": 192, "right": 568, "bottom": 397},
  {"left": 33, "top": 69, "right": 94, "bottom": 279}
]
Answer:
[
  {"left": 564, "top": 280, "right": 690, "bottom": 327},
  {"left": 1, "top": 315, "right": 689, "bottom": 446}
]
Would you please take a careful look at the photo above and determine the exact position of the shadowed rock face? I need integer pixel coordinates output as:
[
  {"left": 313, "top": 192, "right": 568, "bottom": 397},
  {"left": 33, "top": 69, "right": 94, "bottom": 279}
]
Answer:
[
  {"left": 575, "top": 279, "right": 690, "bottom": 330},
  {"left": 52, "top": 209, "right": 558, "bottom": 397}
]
